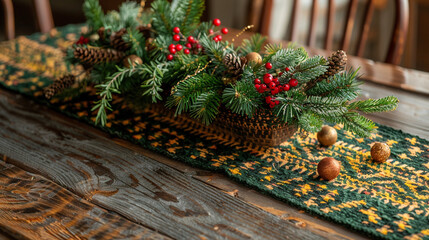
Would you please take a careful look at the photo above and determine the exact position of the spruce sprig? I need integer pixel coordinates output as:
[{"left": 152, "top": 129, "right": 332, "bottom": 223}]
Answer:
[
  {"left": 190, "top": 91, "right": 221, "bottom": 125},
  {"left": 348, "top": 96, "right": 399, "bottom": 113},
  {"left": 222, "top": 79, "right": 261, "bottom": 117},
  {"left": 83, "top": 0, "right": 105, "bottom": 30},
  {"left": 239, "top": 34, "right": 267, "bottom": 55},
  {"left": 92, "top": 67, "right": 138, "bottom": 125}
]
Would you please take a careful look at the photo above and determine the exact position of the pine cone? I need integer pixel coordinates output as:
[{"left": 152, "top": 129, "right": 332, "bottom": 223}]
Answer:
[
  {"left": 304, "top": 50, "right": 347, "bottom": 92},
  {"left": 44, "top": 75, "right": 76, "bottom": 99},
  {"left": 73, "top": 47, "right": 125, "bottom": 65},
  {"left": 110, "top": 28, "right": 131, "bottom": 51},
  {"left": 97, "top": 27, "right": 106, "bottom": 41},
  {"left": 320, "top": 50, "right": 347, "bottom": 81},
  {"left": 223, "top": 53, "right": 245, "bottom": 75},
  {"left": 137, "top": 24, "right": 152, "bottom": 39}
]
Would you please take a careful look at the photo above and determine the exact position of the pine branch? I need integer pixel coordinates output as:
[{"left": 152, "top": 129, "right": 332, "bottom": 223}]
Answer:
[
  {"left": 119, "top": 1, "right": 141, "bottom": 29},
  {"left": 92, "top": 67, "right": 137, "bottom": 125},
  {"left": 348, "top": 96, "right": 399, "bottom": 113},
  {"left": 83, "top": 0, "right": 105, "bottom": 30},
  {"left": 166, "top": 73, "right": 223, "bottom": 115},
  {"left": 151, "top": 0, "right": 173, "bottom": 35},
  {"left": 141, "top": 62, "right": 170, "bottom": 102},
  {"left": 298, "top": 111, "right": 323, "bottom": 133},
  {"left": 239, "top": 34, "right": 267, "bottom": 55},
  {"left": 293, "top": 55, "right": 328, "bottom": 83},
  {"left": 122, "top": 28, "right": 145, "bottom": 56},
  {"left": 306, "top": 68, "right": 361, "bottom": 100},
  {"left": 222, "top": 79, "right": 261, "bottom": 117},
  {"left": 190, "top": 91, "right": 221, "bottom": 125},
  {"left": 174, "top": 0, "right": 205, "bottom": 35}
]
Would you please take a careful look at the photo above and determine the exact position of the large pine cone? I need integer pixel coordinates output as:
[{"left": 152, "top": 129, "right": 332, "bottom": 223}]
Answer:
[
  {"left": 44, "top": 75, "right": 76, "bottom": 99},
  {"left": 73, "top": 47, "right": 125, "bottom": 65},
  {"left": 110, "top": 28, "right": 131, "bottom": 51}
]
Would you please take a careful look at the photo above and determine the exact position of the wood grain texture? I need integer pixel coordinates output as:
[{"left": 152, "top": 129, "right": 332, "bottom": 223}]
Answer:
[
  {"left": 0, "top": 91, "right": 324, "bottom": 240},
  {"left": 0, "top": 162, "right": 170, "bottom": 240}
]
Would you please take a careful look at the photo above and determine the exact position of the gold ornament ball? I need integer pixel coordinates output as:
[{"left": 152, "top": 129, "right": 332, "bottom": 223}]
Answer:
[
  {"left": 245, "top": 52, "right": 262, "bottom": 66},
  {"left": 317, "top": 126, "right": 337, "bottom": 147},
  {"left": 317, "top": 157, "right": 341, "bottom": 181},
  {"left": 123, "top": 55, "right": 143, "bottom": 68},
  {"left": 371, "top": 142, "right": 390, "bottom": 163}
]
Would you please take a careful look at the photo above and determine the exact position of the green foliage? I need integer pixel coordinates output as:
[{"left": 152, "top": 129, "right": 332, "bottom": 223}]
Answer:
[
  {"left": 199, "top": 35, "right": 230, "bottom": 65},
  {"left": 92, "top": 67, "right": 138, "bottom": 125},
  {"left": 118, "top": 2, "right": 141, "bottom": 29},
  {"left": 348, "top": 96, "right": 399, "bottom": 113},
  {"left": 83, "top": 0, "right": 104, "bottom": 30},
  {"left": 140, "top": 62, "right": 170, "bottom": 102},
  {"left": 306, "top": 68, "right": 361, "bottom": 100},
  {"left": 240, "top": 34, "right": 267, "bottom": 55},
  {"left": 151, "top": 0, "right": 173, "bottom": 35},
  {"left": 122, "top": 28, "right": 145, "bottom": 56},
  {"left": 298, "top": 112, "right": 323, "bottom": 133},
  {"left": 222, "top": 79, "right": 261, "bottom": 117},
  {"left": 293, "top": 55, "right": 328, "bottom": 83},
  {"left": 166, "top": 73, "right": 223, "bottom": 115},
  {"left": 267, "top": 47, "right": 308, "bottom": 69},
  {"left": 173, "top": 0, "right": 205, "bottom": 35},
  {"left": 190, "top": 91, "right": 221, "bottom": 125}
]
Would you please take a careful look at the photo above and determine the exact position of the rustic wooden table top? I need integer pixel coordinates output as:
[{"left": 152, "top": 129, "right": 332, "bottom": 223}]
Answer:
[{"left": 0, "top": 31, "right": 428, "bottom": 240}]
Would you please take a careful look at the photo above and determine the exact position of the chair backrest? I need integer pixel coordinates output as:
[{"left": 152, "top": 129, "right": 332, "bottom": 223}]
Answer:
[
  {"left": 253, "top": 0, "right": 409, "bottom": 65},
  {"left": 1, "top": 0, "right": 54, "bottom": 40}
]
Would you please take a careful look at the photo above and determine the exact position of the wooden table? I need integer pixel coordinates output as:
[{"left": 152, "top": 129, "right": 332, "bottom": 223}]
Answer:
[{"left": 0, "top": 31, "right": 428, "bottom": 239}]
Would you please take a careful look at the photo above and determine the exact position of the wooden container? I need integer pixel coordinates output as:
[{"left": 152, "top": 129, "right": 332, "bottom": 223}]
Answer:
[{"left": 150, "top": 104, "right": 298, "bottom": 147}]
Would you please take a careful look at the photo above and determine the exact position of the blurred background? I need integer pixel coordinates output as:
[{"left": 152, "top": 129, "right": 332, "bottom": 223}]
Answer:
[{"left": 1, "top": 0, "right": 428, "bottom": 71}]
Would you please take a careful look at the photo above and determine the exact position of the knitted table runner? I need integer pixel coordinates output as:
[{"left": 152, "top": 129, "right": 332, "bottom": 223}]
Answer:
[{"left": 1, "top": 25, "right": 428, "bottom": 240}]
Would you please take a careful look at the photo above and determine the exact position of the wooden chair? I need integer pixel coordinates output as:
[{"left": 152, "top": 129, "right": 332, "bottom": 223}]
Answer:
[
  {"left": 251, "top": 0, "right": 409, "bottom": 65},
  {"left": 1, "top": 0, "right": 54, "bottom": 40}
]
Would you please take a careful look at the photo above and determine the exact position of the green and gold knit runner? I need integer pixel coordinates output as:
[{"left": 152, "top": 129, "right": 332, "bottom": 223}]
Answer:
[{"left": 1, "top": 25, "right": 428, "bottom": 240}]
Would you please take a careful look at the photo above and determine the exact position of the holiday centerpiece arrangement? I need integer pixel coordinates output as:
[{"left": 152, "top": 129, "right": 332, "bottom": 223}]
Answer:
[{"left": 44, "top": 0, "right": 399, "bottom": 147}]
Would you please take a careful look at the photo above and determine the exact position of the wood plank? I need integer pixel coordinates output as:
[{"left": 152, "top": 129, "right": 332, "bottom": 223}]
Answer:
[
  {"left": 0, "top": 91, "right": 325, "bottom": 240},
  {"left": 0, "top": 162, "right": 171, "bottom": 240}
]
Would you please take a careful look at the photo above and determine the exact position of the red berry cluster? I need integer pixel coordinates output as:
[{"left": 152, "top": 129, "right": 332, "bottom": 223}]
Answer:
[
  {"left": 167, "top": 19, "right": 228, "bottom": 61},
  {"left": 210, "top": 19, "right": 228, "bottom": 43},
  {"left": 168, "top": 27, "right": 200, "bottom": 60},
  {"left": 76, "top": 36, "right": 89, "bottom": 45},
  {"left": 254, "top": 64, "right": 299, "bottom": 108}
]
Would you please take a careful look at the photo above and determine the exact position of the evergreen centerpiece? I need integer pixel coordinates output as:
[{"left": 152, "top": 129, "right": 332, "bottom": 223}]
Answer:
[{"left": 46, "top": 0, "right": 399, "bottom": 146}]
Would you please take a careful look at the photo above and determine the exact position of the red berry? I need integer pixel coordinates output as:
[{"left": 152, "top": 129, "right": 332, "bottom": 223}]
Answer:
[
  {"left": 275, "top": 100, "right": 280, "bottom": 105},
  {"left": 254, "top": 78, "right": 261, "bottom": 84},
  {"left": 269, "top": 102, "right": 276, "bottom": 108},
  {"left": 278, "top": 72, "right": 283, "bottom": 77},
  {"left": 173, "top": 27, "right": 180, "bottom": 34},
  {"left": 184, "top": 49, "right": 190, "bottom": 54},
  {"left": 185, "top": 43, "right": 192, "bottom": 48},
  {"left": 285, "top": 67, "right": 290, "bottom": 72},
  {"left": 273, "top": 78, "right": 279, "bottom": 85},
  {"left": 265, "top": 62, "right": 273, "bottom": 70},
  {"left": 283, "top": 84, "right": 290, "bottom": 91},
  {"left": 289, "top": 78, "right": 298, "bottom": 87},
  {"left": 264, "top": 73, "right": 273, "bottom": 79},
  {"left": 167, "top": 54, "right": 174, "bottom": 61},
  {"left": 213, "top": 18, "right": 221, "bottom": 26},
  {"left": 175, "top": 44, "right": 183, "bottom": 51},
  {"left": 216, "top": 35, "right": 222, "bottom": 41},
  {"left": 187, "top": 36, "right": 195, "bottom": 43},
  {"left": 221, "top": 28, "right": 229, "bottom": 34},
  {"left": 255, "top": 84, "right": 261, "bottom": 90},
  {"left": 265, "top": 96, "right": 272, "bottom": 104},
  {"left": 269, "top": 82, "right": 276, "bottom": 89},
  {"left": 213, "top": 36, "right": 219, "bottom": 42},
  {"left": 196, "top": 44, "right": 202, "bottom": 49},
  {"left": 169, "top": 48, "right": 176, "bottom": 54},
  {"left": 261, "top": 84, "right": 267, "bottom": 90},
  {"left": 173, "top": 34, "right": 181, "bottom": 41},
  {"left": 169, "top": 44, "right": 175, "bottom": 50},
  {"left": 209, "top": 29, "right": 214, "bottom": 34},
  {"left": 258, "top": 88, "right": 265, "bottom": 93}
]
